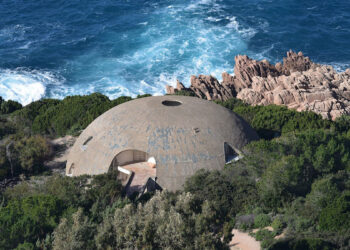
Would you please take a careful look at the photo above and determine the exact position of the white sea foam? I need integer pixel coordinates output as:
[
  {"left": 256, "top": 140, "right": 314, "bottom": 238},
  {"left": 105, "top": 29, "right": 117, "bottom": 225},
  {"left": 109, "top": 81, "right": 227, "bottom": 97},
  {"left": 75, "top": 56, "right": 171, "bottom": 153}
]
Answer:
[
  {"left": 0, "top": 24, "right": 30, "bottom": 42},
  {"left": 0, "top": 69, "right": 64, "bottom": 105},
  {"left": 226, "top": 16, "right": 257, "bottom": 39},
  {"left": 4, "top": 0, "right": 249, "bottom": 103}
]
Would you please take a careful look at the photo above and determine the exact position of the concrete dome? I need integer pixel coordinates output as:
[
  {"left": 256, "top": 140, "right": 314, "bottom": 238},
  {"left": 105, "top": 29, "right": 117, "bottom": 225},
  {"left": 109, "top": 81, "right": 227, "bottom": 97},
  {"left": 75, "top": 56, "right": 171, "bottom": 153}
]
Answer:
[{"left": 66, "top": 96, "right": 258, "bottom": 191}]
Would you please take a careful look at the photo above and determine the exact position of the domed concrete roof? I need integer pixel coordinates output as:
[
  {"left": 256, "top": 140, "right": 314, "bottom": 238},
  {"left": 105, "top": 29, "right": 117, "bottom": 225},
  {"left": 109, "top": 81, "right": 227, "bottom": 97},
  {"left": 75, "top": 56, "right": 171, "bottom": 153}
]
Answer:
[{"left": 66, "top": 95, "right": 258, "bottom": 191}]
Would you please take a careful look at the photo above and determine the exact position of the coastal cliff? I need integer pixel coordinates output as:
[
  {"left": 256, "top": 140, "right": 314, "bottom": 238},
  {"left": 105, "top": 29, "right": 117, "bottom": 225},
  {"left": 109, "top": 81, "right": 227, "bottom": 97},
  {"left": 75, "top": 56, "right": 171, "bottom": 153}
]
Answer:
[{"left": 166, "top": 51, "right": 350, "bottom": 120}]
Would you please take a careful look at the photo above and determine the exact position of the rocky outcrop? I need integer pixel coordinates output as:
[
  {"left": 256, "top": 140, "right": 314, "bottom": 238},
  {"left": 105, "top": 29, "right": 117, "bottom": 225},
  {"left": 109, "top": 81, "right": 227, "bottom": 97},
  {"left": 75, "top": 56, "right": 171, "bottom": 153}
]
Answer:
[
  {"left": 165, "top": 50, "right": 350, "bottom": 120},
  {"left": 166, "top": 76, "right": 235, "bottom": 101}
]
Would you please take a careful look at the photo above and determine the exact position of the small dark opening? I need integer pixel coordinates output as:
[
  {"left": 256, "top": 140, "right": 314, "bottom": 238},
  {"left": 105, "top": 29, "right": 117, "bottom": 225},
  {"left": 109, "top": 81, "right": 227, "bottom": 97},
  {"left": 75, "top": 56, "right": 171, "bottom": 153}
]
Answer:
[
  {"left": 162, "top": 100, "right": 182, "bottom": 106},
  {"left": 83, "top": 136, "right": 93, "bottom": 145},
  {"left": 224, "top": 142, "right": 239, "bottom": 163}
]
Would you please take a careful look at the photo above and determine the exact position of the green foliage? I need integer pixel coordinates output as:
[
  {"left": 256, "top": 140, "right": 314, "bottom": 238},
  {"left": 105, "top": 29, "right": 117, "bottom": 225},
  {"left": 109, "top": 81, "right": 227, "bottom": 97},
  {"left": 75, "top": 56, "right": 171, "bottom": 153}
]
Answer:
[
  {"left": 0, "top": 97, "right": 22, "bottom": 114},
  {"left": 235, "top": 105, "right": 332, "bottom": 139},
  {"left": 244, "top": 129, "right": 350, "bottom": 209},
  {"left": 0, "top": 135, "right": 51, "bottom": 181},
  {"left": 173, "top": 90, "right": 196, "bottom": 97},
  {"left": 334, "top": 115, "right": 350, "bottom": 133},
  {"left": 1, "top": 100, "right": 22, "bottom": 114},
  {"left": 0, "top": 116, "right": 16, "bottom": 139},
  {"left": 254, "top": 214, "right": 271, "bottom": 228},
  {"left": 271, "top": 218, "right": 285, "bottom": 234},
  {"left": 32, "top": 93, "right": 112, "bottom": 136},
  {"left": 95, "top": 192, "right": 226, "bottom": 250},
  {"left": 255, "top": 229, "right": 275, "bottom": 241},
  {"left": 0, "top": 195, "right": 64, "bottom": 249},
  {"left": 11, "top": 93, "right": 132, "bottom": 137},
  {"left": 184, "top": 169, "right": 258, "bottom": 224},
  {"left": 13, "top": 135, "right": 52, "bottom": 174},
  {"left": 305, "top": 175, "right": 343, "bottom": 211},
  {"left": 12, "top": 99, "right": 61, "bottom": 129},
  {"left": 269, "top": 238, "right": 335, "bottom": 250},
  {"left": 223, "top": 221, "right": 234, "bottom": 244},
  {"left": 111, "top": 96, "right": 132, "bottom": 106},
  {"left": 217, "top": 98, "right": 333, "bottom": 139},
  {"left": 136, "top": 94, "right": 152, "bottom": 98},
  {"left": 257, "top": 155, "right": 311, "bottom": 208},
  {"left": 15, "top": 242, "right": 35, "bottom": 250},
  {"left": 319, "top": 192, "right": 350, "bottom": 232},
  {"left": 53, "top": 208, "right": 96, "bottom": 250}
]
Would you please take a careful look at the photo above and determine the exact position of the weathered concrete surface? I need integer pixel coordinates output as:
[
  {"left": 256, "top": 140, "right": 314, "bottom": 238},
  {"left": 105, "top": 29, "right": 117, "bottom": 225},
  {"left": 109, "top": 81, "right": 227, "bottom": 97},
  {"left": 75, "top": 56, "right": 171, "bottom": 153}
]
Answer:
[{"left": 66, "top": 96, "right": 258, "bottom": 191}]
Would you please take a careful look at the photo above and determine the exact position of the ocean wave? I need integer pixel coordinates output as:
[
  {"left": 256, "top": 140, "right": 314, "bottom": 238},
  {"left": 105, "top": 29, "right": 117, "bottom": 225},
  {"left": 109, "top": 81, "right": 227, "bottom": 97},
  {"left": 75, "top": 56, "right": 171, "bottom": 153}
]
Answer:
[
  {"left": 226, "top": 16, "right": 257, "bottom": 39},
  {"left": 0, "top": 24, "right": 30, "bottom": 42},
  {"left": 0, "top": 69, "right": 64, "bottom": 105}
]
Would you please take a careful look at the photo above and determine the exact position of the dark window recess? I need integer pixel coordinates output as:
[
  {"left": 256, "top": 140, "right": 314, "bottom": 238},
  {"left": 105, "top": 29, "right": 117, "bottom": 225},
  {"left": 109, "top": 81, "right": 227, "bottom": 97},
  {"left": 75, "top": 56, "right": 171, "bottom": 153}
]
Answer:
[
  {"left": 224, "top": 142, "right": 239, "bottom": 163},
  {"left": 162, "top": 100, "right": 182, "bottom": 106},
  {"left": 193, "top": 128, "right": 200, "bottom": 133},
  {"left": 68, "top": 163, "right": 75, "bottom": 175},
  {"left": 83, "top": 136, "right": 93, "bottom": 145}
]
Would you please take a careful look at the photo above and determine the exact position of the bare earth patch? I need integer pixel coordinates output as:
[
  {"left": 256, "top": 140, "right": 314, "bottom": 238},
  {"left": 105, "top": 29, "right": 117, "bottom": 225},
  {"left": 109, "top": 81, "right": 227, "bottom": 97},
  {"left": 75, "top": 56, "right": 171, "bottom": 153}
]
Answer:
[
  {"left": 44, "top": 135, "right": 76, "bottom": 174},
  {"left": 229, "top": 229, "right": 260, "bottom": 250}
]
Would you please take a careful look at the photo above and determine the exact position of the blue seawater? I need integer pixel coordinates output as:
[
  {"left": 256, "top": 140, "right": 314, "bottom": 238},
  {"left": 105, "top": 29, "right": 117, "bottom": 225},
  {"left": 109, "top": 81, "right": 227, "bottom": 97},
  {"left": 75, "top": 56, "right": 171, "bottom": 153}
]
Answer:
[{"left": 0, "top": 0, "right": 350, "bottom": 104}]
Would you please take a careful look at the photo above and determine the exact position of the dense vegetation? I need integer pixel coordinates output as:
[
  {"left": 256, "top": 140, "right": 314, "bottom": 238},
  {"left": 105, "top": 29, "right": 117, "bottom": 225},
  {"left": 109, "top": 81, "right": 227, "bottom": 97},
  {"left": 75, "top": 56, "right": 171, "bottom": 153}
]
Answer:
[
  {"left": 0, "top": 93, "right": 349, "bottom": 249},
  {"left": 0, "top": 94, "right": 133, "bottom": 181}
]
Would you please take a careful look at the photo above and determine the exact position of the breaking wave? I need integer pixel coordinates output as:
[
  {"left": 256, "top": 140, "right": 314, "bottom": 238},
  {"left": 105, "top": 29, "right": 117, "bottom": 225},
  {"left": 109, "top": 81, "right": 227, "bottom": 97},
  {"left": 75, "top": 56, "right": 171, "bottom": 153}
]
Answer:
[{"left": 0, "top": 0, "right": 349, "bottom": 104}]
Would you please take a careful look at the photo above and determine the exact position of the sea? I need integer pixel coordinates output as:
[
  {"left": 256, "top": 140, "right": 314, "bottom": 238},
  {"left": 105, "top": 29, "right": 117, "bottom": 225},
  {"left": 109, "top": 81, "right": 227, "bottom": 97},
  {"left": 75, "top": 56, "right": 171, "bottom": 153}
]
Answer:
[{"left": 0, "top": 0, "right": 350, "bottom": 105}]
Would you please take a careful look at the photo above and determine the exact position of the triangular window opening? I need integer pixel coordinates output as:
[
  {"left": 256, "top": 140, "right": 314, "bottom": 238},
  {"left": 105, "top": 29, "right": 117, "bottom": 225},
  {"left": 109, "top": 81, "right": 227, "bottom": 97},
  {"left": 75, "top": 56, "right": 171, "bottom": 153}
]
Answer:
[{"left": 224, "top": 142, "right": 242, "bottom": 164}]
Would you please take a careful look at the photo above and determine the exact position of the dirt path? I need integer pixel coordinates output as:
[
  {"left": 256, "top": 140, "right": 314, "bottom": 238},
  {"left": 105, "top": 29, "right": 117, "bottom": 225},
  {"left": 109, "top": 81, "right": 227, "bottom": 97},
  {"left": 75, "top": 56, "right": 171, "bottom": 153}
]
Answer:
[
  {"left": 229, "top": 229, "right": 260, "bottom": 250},
  {"left": 44, "top": 135, "right": 76, "bottom": 174}
]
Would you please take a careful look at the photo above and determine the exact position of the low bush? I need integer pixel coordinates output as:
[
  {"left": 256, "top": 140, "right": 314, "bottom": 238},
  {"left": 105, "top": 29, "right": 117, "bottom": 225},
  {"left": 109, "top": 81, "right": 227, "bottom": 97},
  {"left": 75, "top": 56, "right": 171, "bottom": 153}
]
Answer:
[
  {"left": 0, "top": 195, "right": 64, "bottom": 249},
  {"left": 319, "top": 191, "right": 350, "bottom": 232},
  {"left": 254, "top": 214, "right": 271, "bottom": 228},
  {"left": 217, "top": 98, "right": 333, "bottom": 139},
  {"left": 269, "top": 238, "right": 335, "bottom": 250},
  {"left": 271, "top": 218, "right": 285, "bottom": 234},
  {"left": 0, "top": 135, "right": 51, "bottom": 180},
  {"left": 0, "top": 97, "right": 22, "bottom": 114}
]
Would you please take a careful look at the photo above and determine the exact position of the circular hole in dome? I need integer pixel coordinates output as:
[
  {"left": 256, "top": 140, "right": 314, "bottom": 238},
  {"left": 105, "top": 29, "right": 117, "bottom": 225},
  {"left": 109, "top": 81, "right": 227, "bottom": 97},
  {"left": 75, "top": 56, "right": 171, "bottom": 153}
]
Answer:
[{"left": 162, "top": 100, "right": 182, "bottom": 106}]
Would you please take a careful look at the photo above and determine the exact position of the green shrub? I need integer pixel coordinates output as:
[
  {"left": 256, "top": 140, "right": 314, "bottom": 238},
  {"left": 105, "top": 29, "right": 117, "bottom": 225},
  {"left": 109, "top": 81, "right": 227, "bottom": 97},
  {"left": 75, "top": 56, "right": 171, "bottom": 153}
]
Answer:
[
  {"left": 136, "top": 94, "right": 152, "bottom": 98},
  {"left": 184, "top": 169, "right": 258, "bottom": 224},
  {"left": 111, "top": 96, "right": 132, "bottom": 106},
  {"left": 13, "top": 99, "right": 60, "bottom": 127},
  {"left": 257, "top": 155, "right": 310, "bottom": 209},
  {"left": 217, "top": 98, "right": 333, "bottom": 139},
  {"left": 319, "top": 191, "right": 350, "bottom": 232},
  {"left": 0, "top": 145, "right": 10, "bottom": 180},
  {"left": 233, "top": 105, "right": 332, "bottom": 139},
  {"left": 254, "top": 214, "right": 271, "bottom": 228},
  {"left": 271, "top": 218, "right": 285, "bottom": 234},
  {"left": 13, "top": 135, "right": 52, "bottom": 174},
  {"left": 334, "top": 114, "right": 350, "bottom": 133},
  {"left": 269, "top": 238, "right": 335, "bottom": 250},
  {"left": 255, "top": 228, "right": 276, "bottom": 241},
  {"left": 174, "top": 90, "right": 196, "bottom": 97},
  {"left": 0, "top": 99, "right": 22, "bottom": 114},
  {"left": 30, "top": 93, "right": 133, "bottom": 136},
  {"left": 0, "top": 195, "right": 64, "bottom": 249},
  {"left": 0, "top": 117, "right": 16, "bottom": 139},
  {"left": 305, "top": 176, "right": 342, "bottom": 212},
  {"left": 14, "top": 242, "right": 35, "bottom": 250}
]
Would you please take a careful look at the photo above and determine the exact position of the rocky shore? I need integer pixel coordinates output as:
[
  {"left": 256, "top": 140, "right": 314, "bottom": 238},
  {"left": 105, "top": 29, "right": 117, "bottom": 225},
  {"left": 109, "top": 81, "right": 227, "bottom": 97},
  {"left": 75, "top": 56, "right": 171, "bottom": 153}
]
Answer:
[{"left": 166, "top": 51, "right": 350, "bottom": 120}]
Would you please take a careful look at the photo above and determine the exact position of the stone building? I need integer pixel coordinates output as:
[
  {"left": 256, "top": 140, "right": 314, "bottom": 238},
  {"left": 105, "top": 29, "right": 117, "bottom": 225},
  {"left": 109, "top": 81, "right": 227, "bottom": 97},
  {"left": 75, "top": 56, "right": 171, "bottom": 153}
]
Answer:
[{"left": 66, "top": 96, "right": 258, "bottom": 192}]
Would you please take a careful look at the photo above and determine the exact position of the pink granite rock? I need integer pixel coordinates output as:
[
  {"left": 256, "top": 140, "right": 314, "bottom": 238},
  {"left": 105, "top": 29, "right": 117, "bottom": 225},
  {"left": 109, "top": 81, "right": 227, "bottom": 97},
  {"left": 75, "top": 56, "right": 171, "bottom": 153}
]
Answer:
[{"left": 165, "top": 51, "right": 350, "bottom": 120}]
